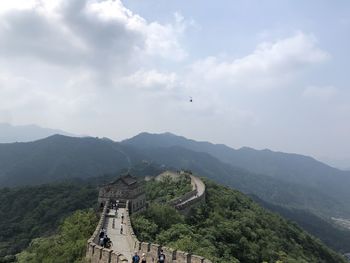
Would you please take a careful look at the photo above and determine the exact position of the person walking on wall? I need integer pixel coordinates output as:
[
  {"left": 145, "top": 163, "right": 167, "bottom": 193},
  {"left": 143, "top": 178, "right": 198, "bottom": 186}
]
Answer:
[
  {"left": 132, "top": 252, "right": 140, "bottom": 263},
  {"left": 99, "top": 229, "right": 105, "bottom": 246},
  {"left": 158, "top": 249, "right": 165, "bottom": 263},
  {"left": 120, "top": 223, "right": 123, "bottom": 234},
  {"left": 141, "top": 253, "right": 147, "bottom": 263}
]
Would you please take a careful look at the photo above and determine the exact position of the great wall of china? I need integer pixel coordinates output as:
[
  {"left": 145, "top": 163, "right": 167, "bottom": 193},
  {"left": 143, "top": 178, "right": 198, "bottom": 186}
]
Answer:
[{"left": 85, "top": 172, "right": 212, "bottom": 263}]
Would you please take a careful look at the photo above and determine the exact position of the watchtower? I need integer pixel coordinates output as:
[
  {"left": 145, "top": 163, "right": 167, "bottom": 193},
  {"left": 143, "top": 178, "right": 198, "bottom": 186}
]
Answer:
[{"left": 98, "top": 174, "right": 146, "bottom": 213}]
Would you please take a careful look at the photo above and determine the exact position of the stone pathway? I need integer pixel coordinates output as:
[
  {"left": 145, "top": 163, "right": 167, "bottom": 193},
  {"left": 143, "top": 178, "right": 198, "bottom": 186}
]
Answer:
[{"left": 103, "top": 208, "right": 134, "bottom": 262}]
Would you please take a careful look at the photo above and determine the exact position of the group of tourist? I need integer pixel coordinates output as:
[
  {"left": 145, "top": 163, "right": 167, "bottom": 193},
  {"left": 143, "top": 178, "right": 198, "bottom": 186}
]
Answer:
[
  {"left": 98, "top": 200, "right": 126, "bottom": 250},
  {"left": 102, "top": 200, "right": 169, "bottom": 262},
  {"left": 99, "top": 228, "right": 112, "bottom": 248},
  {"left": 132, "top": 250, "right": 166, "bottom": 263},
  {"left": 111, "top": 200, "right": 119, "bottom": 210},
  {"left": 109, "top": 200, "right": 125, "bottom": 234}
]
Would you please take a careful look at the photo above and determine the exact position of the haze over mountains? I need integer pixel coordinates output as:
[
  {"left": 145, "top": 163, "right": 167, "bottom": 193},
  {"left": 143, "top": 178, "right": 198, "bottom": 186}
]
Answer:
[{"left": 0, "top": 123, "right": 74, "bottom": 143}]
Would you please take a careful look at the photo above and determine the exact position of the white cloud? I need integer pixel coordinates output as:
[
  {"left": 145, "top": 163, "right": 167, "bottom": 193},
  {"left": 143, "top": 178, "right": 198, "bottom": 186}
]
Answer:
[
  {"left": 189, "top": 32, "right": 329, "bottom": 91},
  {"left": 0, "top": 0, "right": 38, "bottom": 13},
  {"left": 0, "top": 1, "right": 340, "bottom": 157},
  {"left": 84, "top": 0, "right": 187, "bottom": 60},
  {"left": 0, "top": 0, "right": 187, "bottom": 71},
  {"left": 0, "top": 0, "right": 189, "bottom": 128},
  {"left": 303, "top": 85, "right": 338, "bottom": 100},
  {"left": 121, "top": 70, "right": 178, "bottom": 91}
]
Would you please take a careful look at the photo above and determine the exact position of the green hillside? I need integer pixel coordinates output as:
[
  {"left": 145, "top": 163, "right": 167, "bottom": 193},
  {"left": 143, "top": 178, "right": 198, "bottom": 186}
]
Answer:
[
  {"left": 0, "top": 183, "right": 98, "bottom": 262},
  {"left": 132, "top": 178, "right": 348, "bottom": 263},
  {"left": 252, "top": 195, "right": 350, "bottom": 253},
  {"left": 0, "top": 171, "right": 348, "bottom": 263},
  {"left": 16, "top": 209, "right": 97, "bottom": 263}
]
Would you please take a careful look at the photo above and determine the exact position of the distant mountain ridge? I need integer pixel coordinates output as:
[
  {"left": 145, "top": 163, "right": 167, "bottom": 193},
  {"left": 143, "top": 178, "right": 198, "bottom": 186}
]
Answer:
[
  {"left": 1, "top": 132, "right": 349, "bottom": 217},
  {"left": 0, "top": 123, "right": 75, "bottom": 143},
  {"left": 122, "top": 132, "right": 350, "bottom": 216},
  {"left": 0, "top": 135, "right": 141, "bottom": 186}
]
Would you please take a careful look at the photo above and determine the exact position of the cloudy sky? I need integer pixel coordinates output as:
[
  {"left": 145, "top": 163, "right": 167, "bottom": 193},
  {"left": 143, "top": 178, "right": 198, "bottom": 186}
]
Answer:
[{"left": 0, "top": 0, "right": 349, "bottom": 163}]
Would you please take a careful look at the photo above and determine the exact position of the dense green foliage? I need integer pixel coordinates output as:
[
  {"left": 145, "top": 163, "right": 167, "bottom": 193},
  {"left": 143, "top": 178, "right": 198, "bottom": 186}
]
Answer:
[
  {"left": 0, "top": 183, "right": 97, "bottom": 261},
  {"left": 139, "top": 146, "right": 346, "bottom": 217},
  {"left": 145, "top": 174, "right": 192, "bottom": 202},
  {"left": 252, "top": 195, "right": 350, "bottom": 253},
  {"left": 16, "top": 209, "right": 97, "bottom": 263},
  {"left": 132, "top": 179, "right": 347, "bottom": 263}
]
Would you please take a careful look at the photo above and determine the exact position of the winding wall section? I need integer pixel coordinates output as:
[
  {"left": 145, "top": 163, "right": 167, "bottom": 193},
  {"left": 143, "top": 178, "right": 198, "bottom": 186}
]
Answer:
[{"left": 86, "top": 171, "right": 211, "bottom": 263}]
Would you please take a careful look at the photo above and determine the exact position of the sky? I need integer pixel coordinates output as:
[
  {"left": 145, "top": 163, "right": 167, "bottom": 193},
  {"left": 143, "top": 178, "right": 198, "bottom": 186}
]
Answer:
[{"left": 0, "top": 0, "right": 349, "bottom": 164}]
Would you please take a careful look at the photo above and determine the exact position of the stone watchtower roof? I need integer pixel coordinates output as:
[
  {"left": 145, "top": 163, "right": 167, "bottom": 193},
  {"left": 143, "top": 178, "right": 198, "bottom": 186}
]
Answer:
[{"left": 110, "top": 173, "right": 138, "bottom": 186}]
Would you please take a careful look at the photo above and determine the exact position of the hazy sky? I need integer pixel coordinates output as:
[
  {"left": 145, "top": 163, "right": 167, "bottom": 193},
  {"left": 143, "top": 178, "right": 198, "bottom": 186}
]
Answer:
[{"left": 0, "top": 0, "right": 349, "bottom": 162}]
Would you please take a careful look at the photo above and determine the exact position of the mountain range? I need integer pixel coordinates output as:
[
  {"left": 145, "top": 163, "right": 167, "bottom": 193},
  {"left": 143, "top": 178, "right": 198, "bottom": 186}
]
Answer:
[
  {"left": 123, "top": 132, "right": 350, "bottom": 215},
  {"left": 1, "top": 132, "right": 350, "bottom": 216},
  {"left": 1, "top": 130, "right": 350, "bottom": 253}
]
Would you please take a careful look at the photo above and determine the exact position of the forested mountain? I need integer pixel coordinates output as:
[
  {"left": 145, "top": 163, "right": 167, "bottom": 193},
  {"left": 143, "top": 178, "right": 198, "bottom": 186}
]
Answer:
[
  {"left": 137, "top": 145, "right": 347, "bottom": 217},
  {"left": 123, "top": 132, "right": 350, "bottom": 217},
  {"left": 251, "top": 195, "right": 350, "bottom": 253},
  {"left": 0, "top": 135, "right": 142, "bottom": 186},
  {"left": 0, "top": 135, "right": 346, "bottom": 217},
  {"left": 132, "top": 178, "right": 348, "bottom": 263},
  {"left": 0, "top": 183, "right": 98, "bottom": 261},
  {"left": 1, "top": 134, "right": 350, "bottom": 257},
  {"left": 16, "top": 210, "right": 97, "bottom": 263},
  {"left": 0, "top": 123, "right": 74, "bottom": 143}
]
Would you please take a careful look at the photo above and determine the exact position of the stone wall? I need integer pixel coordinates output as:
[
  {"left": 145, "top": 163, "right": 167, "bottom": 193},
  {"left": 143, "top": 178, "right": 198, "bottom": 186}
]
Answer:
[
  {"left": 175, "top": 190, "right": 206, "bottom": 215},
  {"left": 86, "top": 200, "right": 129, "bottom": 263},
  {"left": 136, "top": 240, "right": 212, "bottom": 263},
  {"left": 86, "top": 173, "right": 211, "bottom": 263},
  {"left": 168, "top": 189, "right": 197, "bottom": 206},
  {"left": 169, "top": 174, "right": 206, "bottom": 215},
  {"left": 125, "top": 175, "right": 212, "bottom": 263},
  {"left": 154, "top": 172, "right": 205, "bottom": 212}
]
